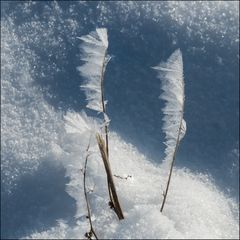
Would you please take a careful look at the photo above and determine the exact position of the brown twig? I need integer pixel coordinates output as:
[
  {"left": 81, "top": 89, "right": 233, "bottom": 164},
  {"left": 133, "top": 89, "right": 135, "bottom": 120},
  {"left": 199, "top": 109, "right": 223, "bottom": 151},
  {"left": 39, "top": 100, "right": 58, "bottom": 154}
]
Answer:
[
  {"left": 96, "top": 133, "right": 124, "bottom": 220},
  {"left": 83, "top": 140, "right": 98, "bottom": 240},
  {"left": 114, "top": 174, "right": 132, "bottom": 180},
  {"left": 98, "top": 48, "right": 124, "bottom": 220},
  {"left": 99, "top": 49, "right": 114, "bottom": 208},
  {"left": 100, "top": 50, "right": 109, "bottom": 157}
]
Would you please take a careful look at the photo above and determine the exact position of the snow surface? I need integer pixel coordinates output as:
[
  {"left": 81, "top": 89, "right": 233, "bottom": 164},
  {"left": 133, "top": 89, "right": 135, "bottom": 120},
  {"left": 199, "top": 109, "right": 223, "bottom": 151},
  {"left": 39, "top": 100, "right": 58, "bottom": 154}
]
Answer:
[
  {"left": 1, "top": 17, "right": 63, "bottom": 194},
  {"left": 1, "top": 1, "right": 239, "bottom": 239},
  {"left": 25, "top": 130, "right": 238, "bottom": 239}
]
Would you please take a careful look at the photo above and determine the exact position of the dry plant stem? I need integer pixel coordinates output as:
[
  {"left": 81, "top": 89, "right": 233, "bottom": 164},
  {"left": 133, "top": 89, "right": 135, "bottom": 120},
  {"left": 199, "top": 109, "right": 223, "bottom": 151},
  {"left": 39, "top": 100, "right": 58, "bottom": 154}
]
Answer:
[
  {"left": 160, "top": 116, "right": 184, "bottom": 212},
  {"left": 114, "top": 174, "right": 132, "bottom": 180},
  {"left": 100, "top": 50, "right": 109, "bottom": 157},
  {"left": 100, "top": 50, "right": 112, "bottom": 203},
  {"left": 83, "top": 142, "right": 98, "bottom": 240},
  {"left": 100, "top": 51, "right": 113, "bottom": 202},
  {"left": 96, "top": 133, "right": 124, "bottom": 220},
  {"left": 98, "top": 50, "right": 124, "bottom": 220}
]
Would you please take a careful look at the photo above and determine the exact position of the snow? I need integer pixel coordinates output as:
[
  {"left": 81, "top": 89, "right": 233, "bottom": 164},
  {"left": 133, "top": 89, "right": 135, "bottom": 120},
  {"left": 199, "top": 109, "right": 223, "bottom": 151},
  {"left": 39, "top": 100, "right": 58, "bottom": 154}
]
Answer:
[
  {"left": 1, "top": 1, "right": 239, "bottom": 239},
  {"left": 24, "top": 123, "right": 238, "bottom": 239},
  {"left": 1, "top": 18, "right": 63, "bottom": 194}
]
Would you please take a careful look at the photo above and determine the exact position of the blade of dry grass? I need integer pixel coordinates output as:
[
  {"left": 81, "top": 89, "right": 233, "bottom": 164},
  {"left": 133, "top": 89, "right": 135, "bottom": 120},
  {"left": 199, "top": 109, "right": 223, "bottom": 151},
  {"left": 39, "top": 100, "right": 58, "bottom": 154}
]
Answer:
[{"left": 96, "top": 133, "right": 124, "bottom": 220}]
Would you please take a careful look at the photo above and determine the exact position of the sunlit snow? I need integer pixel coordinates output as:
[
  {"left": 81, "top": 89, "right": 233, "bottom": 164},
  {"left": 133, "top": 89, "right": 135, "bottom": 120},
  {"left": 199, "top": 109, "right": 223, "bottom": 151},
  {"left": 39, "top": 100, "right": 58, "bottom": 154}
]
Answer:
[{"left": 1, "top": 1, "right": 239, "bottom": 239}]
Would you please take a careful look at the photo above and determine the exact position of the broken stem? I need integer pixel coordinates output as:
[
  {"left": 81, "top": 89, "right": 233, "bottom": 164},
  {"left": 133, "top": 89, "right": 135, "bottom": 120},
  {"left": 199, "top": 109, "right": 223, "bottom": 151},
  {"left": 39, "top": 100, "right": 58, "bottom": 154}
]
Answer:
[
  {"left": 114, "top": 174, "right": 132, "bottom": 180},
  {"left": 96, "top": 133, "right": 124, "bottom": 220}
]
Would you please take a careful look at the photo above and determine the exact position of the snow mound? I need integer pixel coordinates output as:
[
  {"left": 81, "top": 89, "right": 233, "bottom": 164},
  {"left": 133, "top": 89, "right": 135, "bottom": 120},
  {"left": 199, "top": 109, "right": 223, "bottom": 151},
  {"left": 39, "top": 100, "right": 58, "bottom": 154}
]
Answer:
[{"left": 26, "top": 130, "right": 238, "bottom": 239}]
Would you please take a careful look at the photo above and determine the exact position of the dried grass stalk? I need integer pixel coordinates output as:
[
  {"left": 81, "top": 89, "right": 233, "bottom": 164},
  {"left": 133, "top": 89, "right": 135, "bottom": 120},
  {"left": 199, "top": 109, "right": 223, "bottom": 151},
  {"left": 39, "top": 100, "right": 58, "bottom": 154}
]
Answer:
[
  {"left": 83, "top": 142, "right": 99, "bottom": 239},
  {"left": 96, "top": 133, "right": 124, "bottom": 220}
]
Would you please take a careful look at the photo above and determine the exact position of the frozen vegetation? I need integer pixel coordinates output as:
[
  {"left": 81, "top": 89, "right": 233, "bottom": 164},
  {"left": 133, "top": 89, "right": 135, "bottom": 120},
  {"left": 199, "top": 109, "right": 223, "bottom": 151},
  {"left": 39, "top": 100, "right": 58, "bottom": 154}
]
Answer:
[{"left": 1, "top": 1, "right": 239, "bottom": 239}]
